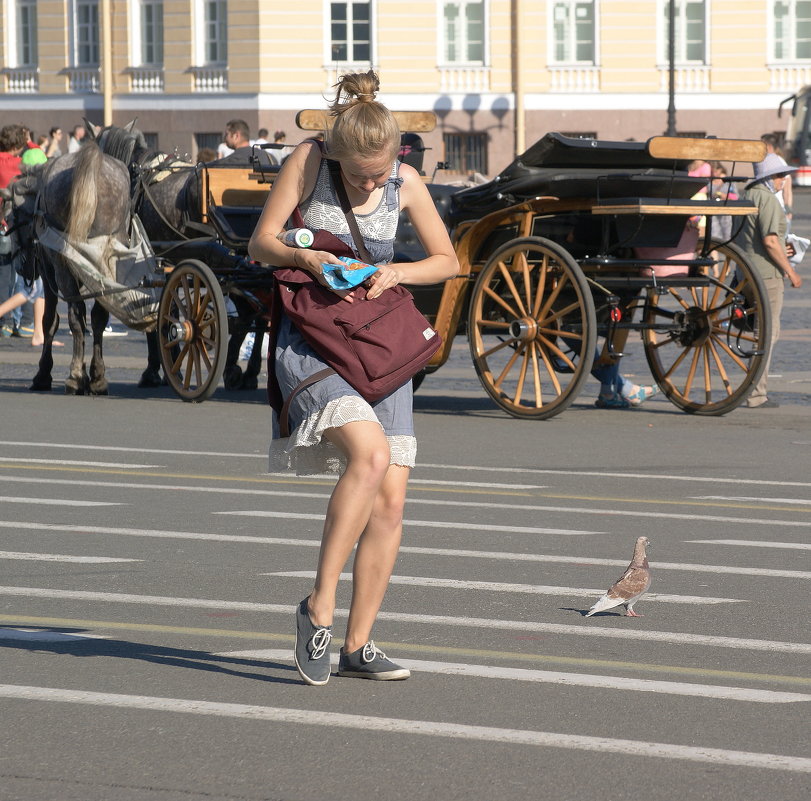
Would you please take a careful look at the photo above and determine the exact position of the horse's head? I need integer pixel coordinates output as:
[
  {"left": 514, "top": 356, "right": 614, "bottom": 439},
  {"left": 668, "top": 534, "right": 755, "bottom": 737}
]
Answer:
[{"left": 85, "top": 118, "right": 148, "bottom": 167}]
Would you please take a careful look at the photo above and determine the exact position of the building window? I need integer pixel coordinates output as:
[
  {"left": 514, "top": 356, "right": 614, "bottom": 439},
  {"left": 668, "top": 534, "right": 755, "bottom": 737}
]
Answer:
[
  {"left": 140, "top": 0, "right": 164, "bottom": 66},
  {"left": 443, "top": 132, "right": 488, "bottom": 174},
  {"left": 75, "top": 0, "right": 100, "bottom": 66},
  {"left": 443, "top": 1, "right": 484, "bottom": 63},
  {"left": 661, "top": 0, "right": 707, "bottom": 64},
  {"left": 552, "top": 0, "right": 595, "bottom": 64},
  {"left": 330, "top": 1, "right": 371, "bottom": 62},
  {"left": 205, "top": 0, "right": 227, "bottom": 64},
  {"left": 195, "top": 132, "right": 221, "bottom": 152},
  {"left": 16, "top": 0, "right": 38, "bottom": 67},
  {"left": 774, "top": 0, "right": 811, "bottom": 61}
]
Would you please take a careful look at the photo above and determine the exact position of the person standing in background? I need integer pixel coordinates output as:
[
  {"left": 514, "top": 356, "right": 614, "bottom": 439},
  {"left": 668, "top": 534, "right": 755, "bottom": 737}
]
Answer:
[
  {"left": 0, "top": 124, "right": 27, "bottom": 336},
  {"left": 735, "top": 153, "right": 803, "bottom": 409},
  {"left": 761, "top": 133, "right": 793, "bottom": 228},
  {"left": 46, "top": 127, "right": 63, "bottom": 158},
  {"left": 68, "top": 124, "right": 86, "bottom": 153}
]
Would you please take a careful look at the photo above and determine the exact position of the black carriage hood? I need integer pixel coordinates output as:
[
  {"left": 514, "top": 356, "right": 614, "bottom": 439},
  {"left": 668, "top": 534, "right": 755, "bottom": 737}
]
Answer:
[{"left": 449, "top": 132, "right": 705, "bottom": 220}]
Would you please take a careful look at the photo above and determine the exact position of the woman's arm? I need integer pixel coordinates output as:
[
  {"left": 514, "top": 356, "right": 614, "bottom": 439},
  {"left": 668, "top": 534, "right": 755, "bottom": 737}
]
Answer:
[
  {"left": 364, "top": 163, "right": 459, "bottom": 300},
  {"left": 247, "top": 141, "right": 345, "bottom": 279}
]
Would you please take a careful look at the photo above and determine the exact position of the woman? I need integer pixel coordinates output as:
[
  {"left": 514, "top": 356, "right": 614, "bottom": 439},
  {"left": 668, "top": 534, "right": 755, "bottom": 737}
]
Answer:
[
  {"left": 736, "top": 153, "right": 803, "bottom": 408},
  {"left": 248, "top": 71, "right": 459, "bottom": 685}
]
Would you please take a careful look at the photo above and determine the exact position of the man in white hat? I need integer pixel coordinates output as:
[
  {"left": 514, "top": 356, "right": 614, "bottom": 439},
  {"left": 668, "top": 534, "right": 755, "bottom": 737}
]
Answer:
[{"left": 735, "top": 152, "right": 803, "bottom": 408}]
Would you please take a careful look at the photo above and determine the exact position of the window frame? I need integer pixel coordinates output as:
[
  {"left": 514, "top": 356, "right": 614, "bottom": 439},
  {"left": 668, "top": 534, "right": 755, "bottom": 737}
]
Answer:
[
  {"left": 129, "top": 0, "right": 165, "bottom": 67},
  {"left": 325, "top": 0, "right": 375, "bottom": 65},
  {"left": 657, "top": 0, "right": 709, "bottom": 66},
  {"left": 548, "top": 0, "right": 599, "bottom": 67},
  {"left": 11, "top": 0, "right": 39, "bottom": 68},
  {"left": 71, "top": 0, "right": 100, "bottom": 67},
  {"left": 771, "top": 0, "right": 811, "bottom": 62},
  {"left": 439, "top": 0, "right": 488, "bottom": 67},
  {"left": 194, "top": 0, "right": 227, "bottom": 66},
  {"left": 442, "top": 131, "right": 489, "bottom": 175}
]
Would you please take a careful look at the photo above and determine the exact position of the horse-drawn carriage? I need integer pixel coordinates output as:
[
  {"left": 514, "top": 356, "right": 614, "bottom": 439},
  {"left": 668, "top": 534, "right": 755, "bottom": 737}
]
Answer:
[{"left": 17, "top": 115, "right": 770, "bottom": 418}]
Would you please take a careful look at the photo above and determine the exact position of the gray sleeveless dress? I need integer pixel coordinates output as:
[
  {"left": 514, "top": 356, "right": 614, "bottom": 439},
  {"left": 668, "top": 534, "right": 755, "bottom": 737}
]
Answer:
[{"left": 268, "top": 158, "right": 416, "bottom": 475}]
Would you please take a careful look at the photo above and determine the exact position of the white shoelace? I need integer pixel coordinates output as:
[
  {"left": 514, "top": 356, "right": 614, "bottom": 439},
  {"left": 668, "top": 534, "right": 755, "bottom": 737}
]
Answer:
[
  {"left": 309, "top": 627, "right": 332, "bottom": 660},
  {"left": 361, "top": 641, "right": 386, "bottom": 664}
]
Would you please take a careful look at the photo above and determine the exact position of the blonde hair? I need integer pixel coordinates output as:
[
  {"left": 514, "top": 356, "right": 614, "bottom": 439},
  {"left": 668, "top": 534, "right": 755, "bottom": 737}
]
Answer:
[{"left": 325, "top": 71, "right": 400, "bottom": 161}]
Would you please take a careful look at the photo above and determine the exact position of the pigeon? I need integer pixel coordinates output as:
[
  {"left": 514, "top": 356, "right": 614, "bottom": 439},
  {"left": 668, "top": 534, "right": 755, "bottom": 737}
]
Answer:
[{"left": 586, "top": 536, "right": 651, "bottom": 617}]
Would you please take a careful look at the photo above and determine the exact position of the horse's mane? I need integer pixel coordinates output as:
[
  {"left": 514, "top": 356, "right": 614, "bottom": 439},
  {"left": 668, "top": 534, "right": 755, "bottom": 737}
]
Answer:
[{"left": 97, "top": 126, "right": 148, "bottom": 166}]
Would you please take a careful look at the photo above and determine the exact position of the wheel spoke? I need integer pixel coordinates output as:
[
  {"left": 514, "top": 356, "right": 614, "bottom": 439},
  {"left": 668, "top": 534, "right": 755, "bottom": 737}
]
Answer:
[
  {"left": 512, "top": 343, "right": 531, "bottom": 405},
  {"left": 535, "top": 339, "right": 563, "bottom": 395},
  {"left": 537, "top": 298, "right": 586, "bottom": 328},
  {"left": 497, "top": 258, "right": 528, "bottom": 317},
  {"left": 493, "top": 343, "right": 523, "bottom": 391},
  {"left": 532, "top": 254, "right": 550, "bottom": 318},
  {"left": 479, "top": 336, "right": 516, "bottom": 359},
  {"left": 475, "top": 318, "right": 511, "bottom": 330},
  {"left": 706, "top": 336, "right": 734, "bottom": 396},
  {"left": 537, "top": 273, "right": 568, "bottom": 322},
  {"left": 483, "top": 284, "right": 521, "bottom": 320}
]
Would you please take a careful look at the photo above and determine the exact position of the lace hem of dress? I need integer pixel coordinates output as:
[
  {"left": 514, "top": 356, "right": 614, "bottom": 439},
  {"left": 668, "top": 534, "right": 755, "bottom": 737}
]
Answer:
[{"left": 269, "top": 395, "right": 416, "bottom": 475}]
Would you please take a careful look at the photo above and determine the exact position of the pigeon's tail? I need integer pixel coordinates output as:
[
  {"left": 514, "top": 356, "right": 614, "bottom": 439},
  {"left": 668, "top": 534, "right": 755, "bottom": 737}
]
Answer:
[{"left": 585, "top": 593, "right": 622, "bottom": 617}]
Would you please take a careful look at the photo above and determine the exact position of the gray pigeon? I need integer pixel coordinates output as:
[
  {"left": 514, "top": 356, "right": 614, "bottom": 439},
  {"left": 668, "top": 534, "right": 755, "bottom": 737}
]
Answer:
[{"left": 586, "top": 536, "right": 651, "bottom": 617}]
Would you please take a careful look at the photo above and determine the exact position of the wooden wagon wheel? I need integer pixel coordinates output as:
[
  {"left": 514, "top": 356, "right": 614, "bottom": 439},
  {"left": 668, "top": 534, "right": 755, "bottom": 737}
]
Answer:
[
  {"left": 158, "top": 259, "right": 228, "bottom": 402},
  {"left": 468, "top": 236, "right": 597, "bottom": 419},
  {"left": 642, "top": 240, "right": 771, "bottom": 415}
]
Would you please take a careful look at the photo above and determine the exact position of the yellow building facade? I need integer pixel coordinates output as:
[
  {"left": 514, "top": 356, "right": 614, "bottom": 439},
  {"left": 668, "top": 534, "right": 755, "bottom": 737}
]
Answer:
[{"left": 1, "top": 1, "right": 807, "bottom": 177}]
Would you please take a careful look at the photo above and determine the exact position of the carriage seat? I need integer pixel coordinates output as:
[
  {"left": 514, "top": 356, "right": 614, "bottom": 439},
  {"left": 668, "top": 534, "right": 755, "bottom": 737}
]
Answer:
[{"left": 393, "top": 183, "right": 458, "bottom": 262}]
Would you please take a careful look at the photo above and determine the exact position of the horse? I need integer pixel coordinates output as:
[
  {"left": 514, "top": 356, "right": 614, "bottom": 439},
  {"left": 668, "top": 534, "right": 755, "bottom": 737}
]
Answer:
[
  {"left": 87, "top": 122, "right": 267, "bottom": 392},
  {"left": 27, "top": 142, "right": 133, "bottom": 394}
]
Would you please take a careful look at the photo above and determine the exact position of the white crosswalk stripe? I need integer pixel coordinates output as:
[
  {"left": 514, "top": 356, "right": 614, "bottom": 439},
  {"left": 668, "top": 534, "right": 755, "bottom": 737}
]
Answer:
[
  {"left": 0, "top": 551, "right": 141, "bottom": 563},
  {"left": 215, "top": 649, "right": 811, "bottom": 703},
  {"left": 1, "top": 521, "right": 807, "bottom": 578},
  {"left": 217, "top": 510, "right": 600, "bottom": 536},
  {"left": 265, "top": 570, "right": 747, "bottom": 604},
  {"left": 1, "top": 684, "right": 809, "bottom": 772},
  {"left": 0, "top": 586, "right": 806, "bottom": 653}
]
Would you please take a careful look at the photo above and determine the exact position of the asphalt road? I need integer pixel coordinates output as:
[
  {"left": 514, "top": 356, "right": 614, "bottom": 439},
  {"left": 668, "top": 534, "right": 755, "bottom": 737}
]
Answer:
[{"left": 0, "top": 196, "right": 809, "bottom": 800}]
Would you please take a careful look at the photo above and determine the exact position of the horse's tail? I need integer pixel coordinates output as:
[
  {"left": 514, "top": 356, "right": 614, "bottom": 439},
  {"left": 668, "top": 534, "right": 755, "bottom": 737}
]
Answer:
[{"left": 66, "top": 142, "right": 102, "bottom": 242}]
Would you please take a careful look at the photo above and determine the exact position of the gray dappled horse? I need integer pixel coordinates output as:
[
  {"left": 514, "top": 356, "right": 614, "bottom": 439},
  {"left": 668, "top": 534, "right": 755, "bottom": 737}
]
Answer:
[
  {"left": 30, "top": 142, "right": 132, "bottom": 395},
  {"left": 89, "top": 122, "right": 266, "bottom": 391}
]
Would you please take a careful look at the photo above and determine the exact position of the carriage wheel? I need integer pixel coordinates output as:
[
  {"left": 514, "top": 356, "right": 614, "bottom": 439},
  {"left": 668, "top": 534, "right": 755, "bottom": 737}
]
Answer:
[
  {"left": 642, "top": 240, "right": 771, "bottom": 415},
  {"left": 158, "top": 259, "right": 227, "bottom": 402},
  {"left": 468, "top": 236, "right": 597, "bottom": 419}
]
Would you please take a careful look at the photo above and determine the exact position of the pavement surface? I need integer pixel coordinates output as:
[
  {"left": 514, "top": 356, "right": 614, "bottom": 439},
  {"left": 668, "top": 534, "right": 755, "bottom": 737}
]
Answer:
[{"left": 0, "top": 191, "right": 809, "bottom": 801}]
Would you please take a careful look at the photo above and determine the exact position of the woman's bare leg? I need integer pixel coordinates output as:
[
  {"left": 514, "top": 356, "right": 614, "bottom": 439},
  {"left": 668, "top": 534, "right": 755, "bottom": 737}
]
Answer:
[
  {"left": 343, "top": 464, "right": 409, "bottom": 653},
  {"left": 306, "top": 420, "right": 391, "bottom": 627}
]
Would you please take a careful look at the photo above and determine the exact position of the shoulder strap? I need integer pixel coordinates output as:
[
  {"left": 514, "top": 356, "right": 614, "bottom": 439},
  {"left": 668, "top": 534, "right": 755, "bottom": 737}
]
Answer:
[
  {"left": 326, "top": 158, "right": 373, "bottom": 264},
  {"left": 278, "top": 367, "right": 335, "bottom": 438}
]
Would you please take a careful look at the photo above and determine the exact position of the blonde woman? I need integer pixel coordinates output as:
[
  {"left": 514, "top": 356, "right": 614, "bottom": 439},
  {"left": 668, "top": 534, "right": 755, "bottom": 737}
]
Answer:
[{"left": 248, "top": 71, "right": 458, "bottom": 685}]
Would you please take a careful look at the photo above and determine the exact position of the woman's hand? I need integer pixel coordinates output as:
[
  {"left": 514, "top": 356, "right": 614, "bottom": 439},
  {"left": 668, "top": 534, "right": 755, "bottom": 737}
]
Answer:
[
  {"left": 365, "top": 264, "right": 402, "bottom": 299},
  {"left": 292, "top": 249, "right": 340, "bottom": 284}
]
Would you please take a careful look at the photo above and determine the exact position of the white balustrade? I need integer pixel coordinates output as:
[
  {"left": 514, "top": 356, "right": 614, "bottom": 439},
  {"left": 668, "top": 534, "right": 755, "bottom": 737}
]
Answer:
[
  {"left": 438, "top": 65, "right": 491, "bottom": 93},
  {"left": 65, "top": 67, "right": 101, "bottom": 93},
  {"left": 768, "top": 63, "right": 811, "bottom": 93},
  {"left": 3, "top": 68, "right": 39, "bottom": 93},
  {"left": 190, "top": 66, "right": 228, "bottom": 92},
  {"left": 657, "top": 65, "right": 710, "bottom": 93},
  {"left": 548, "top": 65, "right": 600, "bottom": 93},
  {"left": 129, "top": 67, "right": 164, "bottom": 93}
]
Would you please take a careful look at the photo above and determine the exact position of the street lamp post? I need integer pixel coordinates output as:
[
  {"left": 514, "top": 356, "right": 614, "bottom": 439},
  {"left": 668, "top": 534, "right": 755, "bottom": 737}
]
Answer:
[
  {"left": 101, "top": 0, "right": 113, "bottom": 126},
  {"left": 666, "top": 0, "right": 677, "bottom": 136}
]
